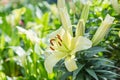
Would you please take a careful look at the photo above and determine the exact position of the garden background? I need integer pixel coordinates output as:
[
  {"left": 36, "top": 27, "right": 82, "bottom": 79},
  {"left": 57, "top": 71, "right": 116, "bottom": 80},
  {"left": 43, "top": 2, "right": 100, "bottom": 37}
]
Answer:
[{"left": 0, "top": 0, "right": 120, "bottom": 80}]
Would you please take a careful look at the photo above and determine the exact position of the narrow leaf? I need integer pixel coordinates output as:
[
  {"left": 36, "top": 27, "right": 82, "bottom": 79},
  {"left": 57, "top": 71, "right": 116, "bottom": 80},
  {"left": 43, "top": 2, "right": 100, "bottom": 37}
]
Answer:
[
  {"left": 60, "top": 72, "right": 72, "bottom": 80},
  {"left": 86, "top": 69, "right": 98, "bottom": 80},
  {"left": 73, "top": 63, "right": 85, "bottom": 80},
  {"left": 84, "top": 47, "right": 107, "bottom": 57},
  {"left": 95, "top": 70, "right": 120, "bottom": 76}
]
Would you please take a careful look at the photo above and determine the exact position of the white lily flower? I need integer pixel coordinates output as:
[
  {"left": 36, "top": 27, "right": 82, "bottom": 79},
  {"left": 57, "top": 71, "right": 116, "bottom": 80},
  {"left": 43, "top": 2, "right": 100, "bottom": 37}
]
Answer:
[
  {"left": 10, "top": 46, "right": 26, "bottom": 66},
  {"left": 6, "top": 14, "right": 16, "bottom": 26},
  {"left": 17, "top": 26, "right": 40, "bottom": 44},
  {"left": 6, "top": 7, "right": 26, "bottom": 26},
  {"left": 44, "top": 27, "right": 92, "bottom": 73},
  {"left": 92, "top": 14, "right": 115, "bottom": 46},
  {"left": 12, "top": 7, "right": 26, "bottom": 22},
  {"left": 26, "top": 30, "right": 40, "bottom": 44}
]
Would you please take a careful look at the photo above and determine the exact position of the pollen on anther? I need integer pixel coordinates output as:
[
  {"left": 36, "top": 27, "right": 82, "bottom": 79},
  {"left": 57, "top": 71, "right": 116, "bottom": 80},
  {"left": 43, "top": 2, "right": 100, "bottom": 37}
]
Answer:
[
  {"left": 50, "top": 46, "right": 55, "bottom": 51},
  {"left": 58, "top": 41, "right": 62, "bottom": 46},
  {"left": 57, "top": 34, "right": 62, "bottom": 42},
  {"left": 50, "top": 39, "right": 55, "bottom": 46}
]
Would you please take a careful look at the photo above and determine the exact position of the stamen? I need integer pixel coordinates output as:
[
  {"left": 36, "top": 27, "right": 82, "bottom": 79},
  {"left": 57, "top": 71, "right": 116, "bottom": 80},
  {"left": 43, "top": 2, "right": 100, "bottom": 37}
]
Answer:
[
  {"left": 58, "top": 41, "right": 62, "bottom": 46},
  {"left": 57, "top": 34, "right": 62, "bottom": 42},
  {"left": 50, "top": 46, "right": 55, "bottom": 51},
  {"left": 50, "top": 39, "right": 55, "bottom": 46}
]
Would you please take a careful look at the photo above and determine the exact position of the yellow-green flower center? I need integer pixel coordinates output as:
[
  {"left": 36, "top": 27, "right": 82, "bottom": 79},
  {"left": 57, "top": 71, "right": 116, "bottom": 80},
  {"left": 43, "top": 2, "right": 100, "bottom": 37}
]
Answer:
[{"left": 49, "top": 34, "right": 71, "bottom": 53}]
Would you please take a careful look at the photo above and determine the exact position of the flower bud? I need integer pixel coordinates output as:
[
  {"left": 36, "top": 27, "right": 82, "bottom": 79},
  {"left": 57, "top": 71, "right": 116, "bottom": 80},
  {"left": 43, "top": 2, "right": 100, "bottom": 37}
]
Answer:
[
  {"left": 6, "top": 7, "right": 26, "bottom": 26},
  {"left": 69, "top": 0, "right": 76, "bottom": 14},
  {"left": 92, "top": 14, "right": 115, "bottom": 46},
  {"left": 76, "top": 19, "right": 85, "bottom": 37},
  {"left": 80, "top": 1, "right": 91, "bottom": 23},
  {"left": 57, "top": 0, "right": 73, "bottom": 35},
  {"left": 110, "top": 0, "right": 120, "bottom": 14},
  {"left": 12, "top": 7, "right": 26, "bottom": 22}
]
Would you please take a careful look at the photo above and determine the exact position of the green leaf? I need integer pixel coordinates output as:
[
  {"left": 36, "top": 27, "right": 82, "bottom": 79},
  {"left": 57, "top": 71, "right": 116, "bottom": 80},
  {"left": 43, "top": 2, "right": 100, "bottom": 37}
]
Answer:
[
  {"left": 84, "top": 47, "right": 107, "bottom": 57},
  {"left": 0, "top": 71, "right": 6, "bottom": 80},
  {"left": 42, "top": 12, "right": 49, "bottom": 27},
  {"left": 28, "top": 75, "right": 36, "bottom": 80},
  {"left": 85, "top": 75, "right": 92, "bottom": 80},
  {"left": 73, "top": 63, "right": 85, "bottom": 80},
  {"left": 88, "top": 58, "right": 113, "bottom": 64},
  {"left": 76, "top": 73, "right": 84, "bottom": 80},
  {"left": 86, "top": 69, "right": 98, "bottom": 80},
  {"left": 101, "top": 64, "right": 119, "bottom": 69},
  {"left": 0, "top": 34, "right": 5, "bottom": 50},
  {"left": 98, "top": 75, "right": 107, "bottom": 80},
  {"left": 95, "top": 70, "right": 120, "bottom": 77},
  {"left": 60, "top": 72, "right": 72, "bottom": 80},
  {"left": 87, "top": 58, "right": 114, "bottom": 69}
]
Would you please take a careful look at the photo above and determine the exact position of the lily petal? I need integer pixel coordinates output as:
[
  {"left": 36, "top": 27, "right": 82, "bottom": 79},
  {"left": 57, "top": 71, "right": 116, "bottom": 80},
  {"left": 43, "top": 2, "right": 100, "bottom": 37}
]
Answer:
[
  {"left": 64, "top": 56, "right": 78, "bottom": 72},
  {"left": 26, "top": 30, "right": 40, "bottom": 44},
  {"left": 62, "top": 31, "right": 72, "bottom": 50},
  {"left": 47, "top": 27, "right": 65, "bottom": 40},
  {"left": 74, "top": 36, "right": 92, "bottom": 52},
  {"left": 17, "top": 26, "right": 27, "bottom": 34},
  {"left": 44, "top": 52, "right": 66, "bottom": 73}
]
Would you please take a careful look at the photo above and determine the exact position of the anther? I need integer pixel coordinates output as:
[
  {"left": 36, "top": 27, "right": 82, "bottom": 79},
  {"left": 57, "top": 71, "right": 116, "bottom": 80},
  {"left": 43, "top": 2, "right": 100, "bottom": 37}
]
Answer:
[
  {"left": 58, "top": 41, "right": 62, "bottom": 46},
  {"left": 50, "top": 46, "right": 55, "bottom": 51},
  {"left": 50, "top": 39, "right": 55, "bottom": 46},
  {"left": 57, "top": 34, "right": 62, "bottom": 42}
]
